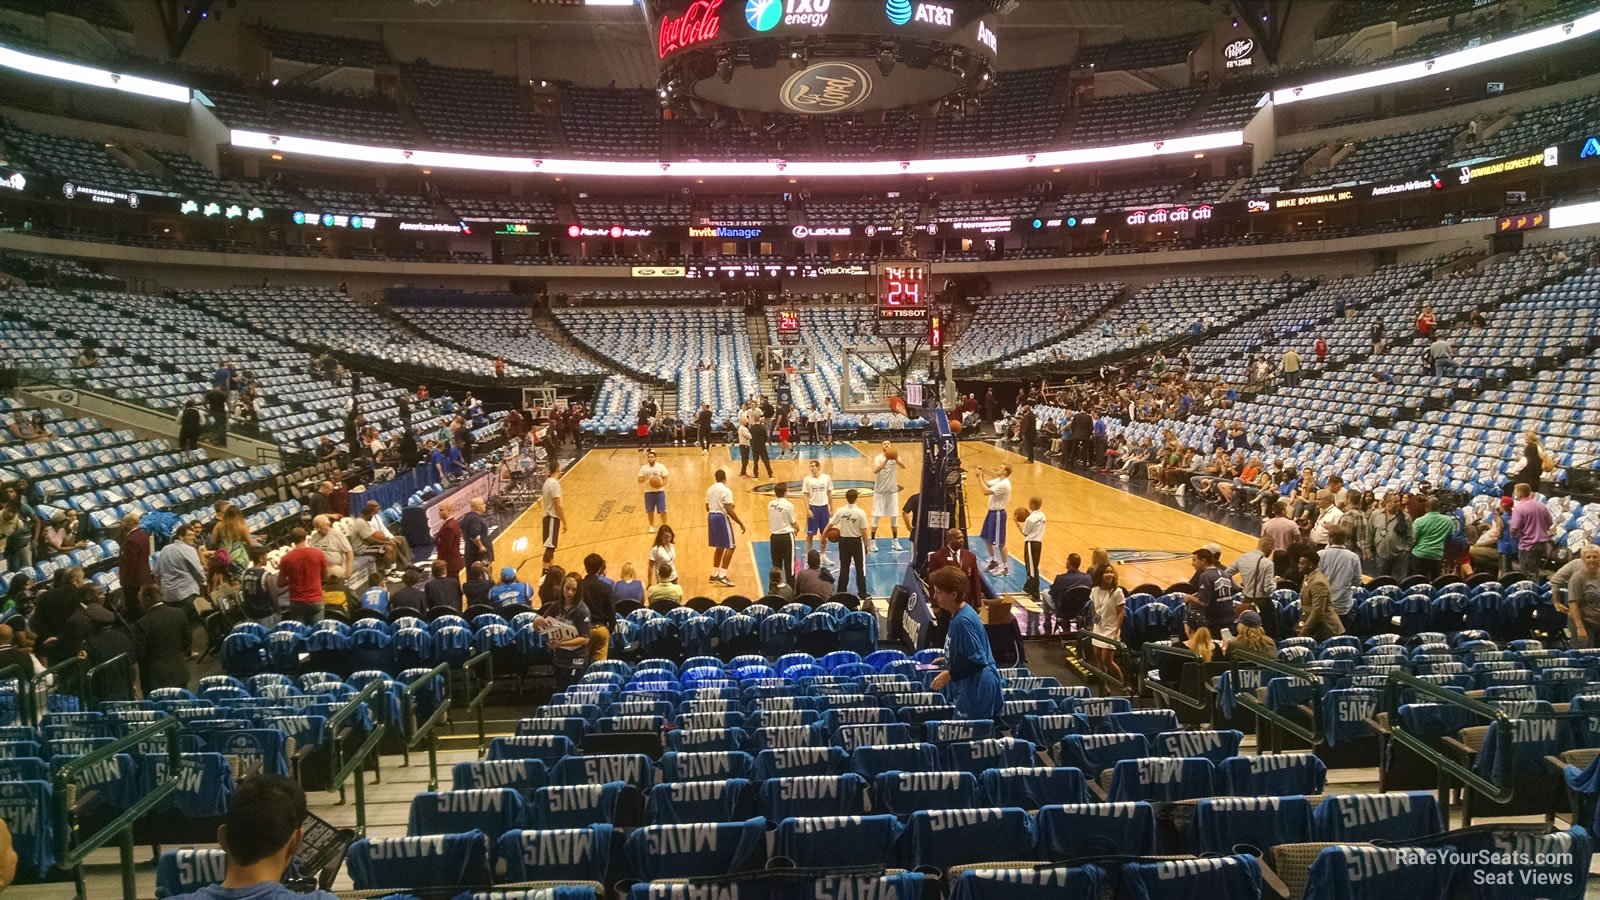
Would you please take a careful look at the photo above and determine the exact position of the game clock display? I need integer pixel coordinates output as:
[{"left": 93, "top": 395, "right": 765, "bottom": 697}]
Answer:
[{"left": 876, "top": 261, "right": 930, "bottom": 336}]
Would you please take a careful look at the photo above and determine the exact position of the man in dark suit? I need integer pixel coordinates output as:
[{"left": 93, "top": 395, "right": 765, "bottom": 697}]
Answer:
[
  {"left": 133, "top": 593, "right": 191, "bottom": 691},
  {"left": 1019, "top": 406, "right": 1038, "bottom": 463},
  {"left": 1069, "top": 408, "right": 1093, "bottom": 469}
]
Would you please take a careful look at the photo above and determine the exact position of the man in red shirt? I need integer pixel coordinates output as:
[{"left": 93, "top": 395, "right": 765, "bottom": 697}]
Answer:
[
  {"left": 928, "top": 527, "right": 983, "bottom": 605},
  {"left": 277, "top": 528, "right": 327, "bottom": 624}
]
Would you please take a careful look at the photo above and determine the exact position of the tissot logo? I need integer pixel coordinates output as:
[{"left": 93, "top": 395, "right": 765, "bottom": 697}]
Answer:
[{"left": 780, "top": 62, "right": 873, "bottom": 114}]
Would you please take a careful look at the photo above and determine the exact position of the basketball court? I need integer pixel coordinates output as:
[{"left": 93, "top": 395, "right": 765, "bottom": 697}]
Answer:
[{"left": 492, "top": 438, "right": 1258, "bottom": 605}]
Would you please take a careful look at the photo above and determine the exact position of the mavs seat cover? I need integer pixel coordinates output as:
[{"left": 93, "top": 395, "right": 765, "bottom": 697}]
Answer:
[
  {"left": 345, "top": 829, "right": 490, "bottom": 891},
  {"left": 1311, "top": 792, "right": 1442, "bottom": 843},
  {"left": 774, "top": 814, "right": 906, "bottom": 869},
  {"left": 527, "top": 781, "right": 626, "bottom": 829},
  {"left": 1302, "top": 845, "right": 1455, "bottom": 900},
  {"left": 1121, "top": 854, "right": 1262, "bottom": 900},
  {"left": 758, "top": 773, "right": 868, "bottom": 820},
  {"left": 408, "top": 788, "right": 525, "bottom": 837},
  {"left": 0, "top": 781, "right": 54, "bottom": 876},
  {"left": 980, "top": 766, "right": 1088, "bottom": 809},
  {"left": 1449, "top": 826, "right": 1593, "bottom": 900},
  {"left": 904, "top": 807, "right": 1036, "bottom": 870},
  {"left": 658, "top": 751, "right": 754, "bottom": 783},
  {"left": 1017, "top": 714, "right": 1087, "bottom": 748},
  {"left": 156, "top": 848, "right": 229, "bottom": 897},
  {"left": 876, "top": 770, "right": 978, "bottom": 817},
  {"left": 493, "top": 824, "right": 614, "bottom": 884},
  {"left": 551, "top": 754, "right": 654, "bottom": 790},
  {"left": 1193, "top": 795, "right": 1312, "bottom": 854},
  {"left": 1055, "top": 733, "right": 1149, "bottom": 777},
  {"left": 951, "top": 863, "right": 1104, "bottom": 900},
  {"left": 626, "top": 871, "right": 926, "bottom": 900},
  {"left": 140, "top": 753, "right": 234, "bottom": 817},
  {"left": 1156, "top": 730, "right": 1243, "bottom": 764},
  {"left": 622, "top": 817, "right": 766, "bottom": 881},
  {"left": 1109, "top": 757, "right": 1216, "bottom": 802},
  {"left": 647, "top": 778, "right": 750, "bottom": 825},
  {"left": 926, "top": 719, "right": 996, "bottom": 744},
  {"left": 451, "top": 759, "right": 549, "bottom": 795},
  {"left": 754, "top": 746, "right": 847, "bottom": 780},
  {"left": 1037, "top": 802, "right": 1156, "bottom": 857},
  {"left": 1219, "top": 753, "right": 1327, "bottom": 796},
  {"left": 849, "top": 742, "right": 940, "bottom": 779},
  {"left": 488, "top": 735, "right": 575, "bottom": 765},
  {"left": 945, "top": 738, "right": 1038, "bottom": 774}
]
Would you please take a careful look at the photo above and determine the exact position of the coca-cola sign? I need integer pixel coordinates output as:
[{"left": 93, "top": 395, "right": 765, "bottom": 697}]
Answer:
[{"left": 659, "top": 0, "right": 724, "bottom": 58}]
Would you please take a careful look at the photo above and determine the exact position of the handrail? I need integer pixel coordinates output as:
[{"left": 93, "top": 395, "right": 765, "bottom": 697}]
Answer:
[
  {"left": 53, "top": 716, "right": 182, "bottom": 900},
  {"left": 461, "top": 651, "right": 495, "bottom": 759},
  {"left": 1226, "top": 649, "right": 1325, "bottom": 750},
  {"left": 1068, "top": 632, "right": 1135, "bottom": 694},
  {"left": 1382, "top": 669, "right": 1514, "bottom": 805},
  {"left": 402, "top": 663, "right": 454, "bottom": 792},
  {"left": 83, "top": 653, "right": 132, "bottom": 707},
  {"left": 37, "top": 655, "right": 85, "bottom": 705},
  {"left": 0, "top": 663, "right": 32, "bottom": 726},
  {"left": 327, "top": 680, "right": 390, "bottom": 836}
]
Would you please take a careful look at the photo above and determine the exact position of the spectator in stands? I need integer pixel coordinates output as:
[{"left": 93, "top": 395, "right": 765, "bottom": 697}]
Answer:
[
  {"left": 205, "top": 384, "right": 229, "bottom": 446},
  {"left": 1508, "top": 483, "right": 1554, "bottom": 573},
  {"left": 463, "top": 562, "right": 493, "bottom": 608},
  {"left": 390, "top": 569, "right": 426, "bottom": 614},
  {"left": 424, "top": 560, "right": 464, "bottom": 612},
  {"left": 1183, "top": 548, "right": 1236, "bottom": 632},
  {"left": 1280, "top": 347, "right": 1301, "bottom": 387},
  {"left": 1223, "top": 609, "right": 1276, "bottom": 659},
  {"left": 1367, "top": 491, "right": 1412, "bottom": 579},
  {"left": 613, "top": 562, "right": 651, "bottom": 607},
  {"left": 1088, "top": 566, "right": 1125, "bottom": 680},
  {"left": 6, "top": 410, "right": 46, "bottom": 444},
  {"left": 73, "top": 344, "right": 99, "bottom": 369},
  {"left": 1048, "top": 553, "right": 1093, "bottom": 627},
  {"left": 1308, "top": 493, "right": 1346, "bottom": 548},
  {"left": 1416, "top": 306, "right": 1436, "bottom": 338},
  {"left": 1553, "top": 545, "right": 1600, "bottom": 649},
  {"left": 795, "top": 551, "right": 834, "bottom": 600},
  {"left": 116, "top": 512, "right": 152, "bottom": 612},
  {"left": 306, "top": 481, "right": 336, "bottom": 520},
  {"left": 34, "top": 567, "right": 89, "bottom": 667},
  {"left": 546, "top": 571, "right": 593, "bottom": 689},
  {"left": 239, "top": 546, "right": 284, "bottom": 626},
  {"left": 354, "top": 501, "right": 408, "bottom": 573},
  {"left": 208, "top": 506, "right": 255, "bottom": 585},
  {"left": 1427, "top": 333, "right": 1455, "bottom": 377},
  {"left": 645, "top": 563, "right": 683, "bottom": 606},
  {"left": 927, "top": 565, "right": 1003, "bottom": 721},
  {"left": 1318, "top": 524, "right": 1362, "bottom": 627},
  {"left": 581, "top": 553, "right": 615, "bottom": 662},
  {"left": 1, "top": 573, "right": 34, "bottom": 625},
  {"left": 277, "top": 529, "right": 326, "bottom": 624},
  {"left": 1504, "top": 431, "right": 1552, "bottom": 494},
  {"left": 1295, "top": 545, "right": 1343, "bottom": 641},
  {"left": 308, "top": 515, "right": 353, "bottom": 583},
  {"left": 433, "top": 501, "right": 464, "bottom": 580},
  {"left": 133, "top": 583, "right": 191, "bottom": 691},
  {"left": 1408, "top": 498, "right": 1454, "bottom": 579},
  {"left": 41, "top": 511, "right": 87, "bottom": 556},
  {"left": 767, "top": 567, "right": 796, "bottom": 603},
  {"left": 488, "top": 567, "right": 534, "bottom": 609},
  {"left": 461, "top": 497, "right": 493, "bottom": 573},
  {"left": 157, "top": 521, "right": 208, "bottom": 610},
  {"left": 165, "top": 774, "right": 337, "bottom": 900}
]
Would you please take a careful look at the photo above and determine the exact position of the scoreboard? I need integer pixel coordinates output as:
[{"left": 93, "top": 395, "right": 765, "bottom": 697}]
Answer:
[
  {"left": 876, "top": 261, "right": 929, "bottom": 336},
  {"left": 776, "top": 309, "right": 800, "bottom": 345}
]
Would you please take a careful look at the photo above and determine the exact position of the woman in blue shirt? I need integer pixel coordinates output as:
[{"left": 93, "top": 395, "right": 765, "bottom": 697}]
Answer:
[
  {"left": 612, "top": 562, "right": 645, "bottom": 605},
  {"left": 928, "top": 566, "right": 1003, "bottom": 720}
]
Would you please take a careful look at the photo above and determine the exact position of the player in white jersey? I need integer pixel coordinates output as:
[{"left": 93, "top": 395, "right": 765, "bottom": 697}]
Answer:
[
  {"left": 801, "top": 459, "right": 835, "bottom": 563},
  {"left": 636, "top": 449, "right": 668, "bottom": 530},
  {"left": 1021, "top": 496, "right": 1047, "bottom": 633},
  {"left": 976, "top": 464, "right": 1012, "bottom": 576},
  {"left": 869, "top": 441, "right": 903, "bottom": 552},
  {"left": 704, "top": 469, "right": 745, "bottom": 586}
]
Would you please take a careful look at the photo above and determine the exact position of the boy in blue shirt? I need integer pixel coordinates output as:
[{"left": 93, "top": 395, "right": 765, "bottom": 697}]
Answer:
[{"left": 167, "top": 775, "right": 336, "bottom": 900}]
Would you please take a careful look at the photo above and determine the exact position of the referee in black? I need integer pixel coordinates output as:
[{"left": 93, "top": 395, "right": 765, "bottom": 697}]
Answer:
[
  {"left": 748, "top": 407, "right": 774, "bottom": 477},
  {"left": 696, "top": 402, "right": 713, "bottom": 456}
]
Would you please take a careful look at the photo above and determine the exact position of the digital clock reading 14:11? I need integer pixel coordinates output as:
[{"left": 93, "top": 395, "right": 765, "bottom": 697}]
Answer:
[{"left": 878, "top": 262, "right": 928, "bottom": 320}]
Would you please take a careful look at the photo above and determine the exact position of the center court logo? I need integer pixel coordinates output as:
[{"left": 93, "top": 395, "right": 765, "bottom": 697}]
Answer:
[
  {"left": 781, "top": 61, "right": 873, "bottom": 114},
  {"left": 1106, "top": 549, "right": 1190, "bottom": 564}
]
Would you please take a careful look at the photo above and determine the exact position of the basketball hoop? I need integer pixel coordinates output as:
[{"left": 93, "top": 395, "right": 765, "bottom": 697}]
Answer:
[{"left": 888, "top": 395, "right": 908, "bottom": 417}]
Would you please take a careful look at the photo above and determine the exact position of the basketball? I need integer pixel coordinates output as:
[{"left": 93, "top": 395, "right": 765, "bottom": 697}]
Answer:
[
  {"left": 1013, "top": 506, "right": 1028, "bottom": 523},
  {"left": 949, "top": 419, "right": 963, "bottom": 436},
  {"left": 648, "top": 475, "right": 664, "bottom": 489},
  {"left": 884, "top": 447, "right": 899, "bottom": 461},
  {"left": 824, "top": 526, "right": 841, "bottom": 543}
]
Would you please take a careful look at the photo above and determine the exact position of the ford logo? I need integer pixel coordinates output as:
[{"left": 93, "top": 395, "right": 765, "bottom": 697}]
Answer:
[
  {"left": 780, "top": 62, "right": 873, "bottom": 114},
  {"left": 1224, "top": 38, "right": 1254, "bottom": 60}
]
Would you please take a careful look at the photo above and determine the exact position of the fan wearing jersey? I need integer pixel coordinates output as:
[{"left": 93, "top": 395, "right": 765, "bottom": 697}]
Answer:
[
  {"left": 637, "top": 450, "right": 669, "bottom": 530},
  {"left": 976, "top": 465, "right": 1013, "bottom": 576},
  {"left": 801, "top": 459, "right": 835, "bottom": 564},
  {"left": 869, "top": 441, "right": 904, "bottom": 552},
  {"left": 164, "top": 774, "right": 337, "bottom": 900},
  {"left": 705, "top": 470, "right": 746, "bottom": 587},
  {"left": 1021, "top": 496, "right": 1047, "bottom": 631}
]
